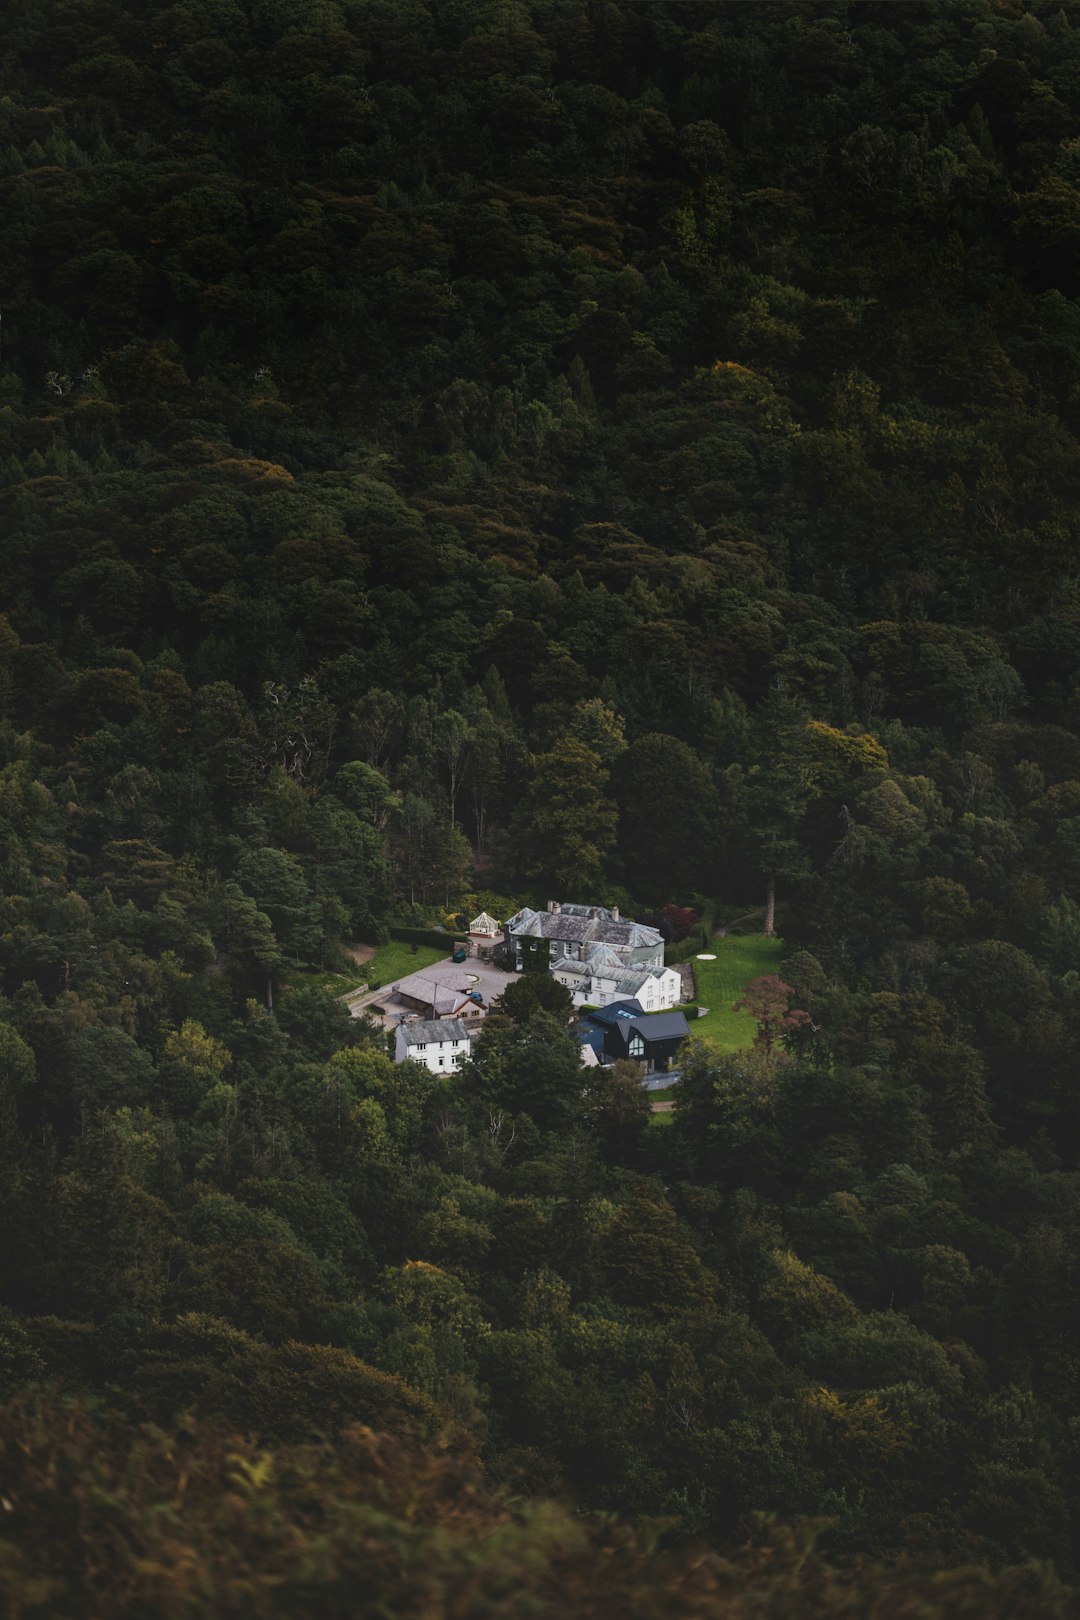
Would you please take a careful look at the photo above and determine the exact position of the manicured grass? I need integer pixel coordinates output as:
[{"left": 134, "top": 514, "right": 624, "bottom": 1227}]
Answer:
[
  {"left": 364, "top": 939, "right": 447, "bottom": 987},
  {"left": 686, "top": 934, "right": 788, "bottom": 1051}
]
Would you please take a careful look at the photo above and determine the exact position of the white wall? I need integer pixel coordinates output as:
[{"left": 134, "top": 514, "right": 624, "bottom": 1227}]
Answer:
[
  {"left": 394, "top": 1030, "right": 469, "bottom": 1071},
  {"left": 555, "top": 967, "right": 681, "bottom": 1010},
  {"left": 640, "top": 968, "right": 681, "bottom": 1009}
]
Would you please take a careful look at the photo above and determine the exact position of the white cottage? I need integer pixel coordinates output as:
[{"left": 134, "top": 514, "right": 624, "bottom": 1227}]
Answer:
[{"left": 394, "top": 1017, "right": 472, "bottom": 1072}]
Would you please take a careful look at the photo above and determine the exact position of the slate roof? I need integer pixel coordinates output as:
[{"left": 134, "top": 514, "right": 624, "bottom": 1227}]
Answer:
[
  {"left": 614, "top": 963, "right": 668, "bottom": 987},
  {"left": 507, "top": 905, "right": 663, "bottom": 953},
  {"left": 542, "top": 915, "right": 596, "bottom": 943},
  {"left": 400, "top": 1018, "right": 469, "bottom": 1046},
  {"left": 556, "top": 956, "right": 674, "bottom": 997},
  {"left": 613, "top": 971, "right": 655, "bottom": 995},
  {"left": 585, "top": 999, "right": 646, "bottom": 1026},
  {"left": 394, "top": 968, "right": 476, "bottom": 999},
  {"left": 622, "top": 1011, "right": 691, "bottom": 1043},
  {"left": 573, "top": 1024, "right": 607, "bottom": 1056},
  {"left": 589, "top": 919, "right": 659, "bottom": 947},
  {"left": 509, "top": 909, "right": 595, "bottom": 944}
]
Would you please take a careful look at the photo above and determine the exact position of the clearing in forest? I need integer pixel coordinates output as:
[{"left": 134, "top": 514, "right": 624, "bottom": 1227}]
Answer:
[
  {"left": 286, "top": 940, "right": 451, "bottom": 1001},
  {"left": 689, "top": 935, "right": 788, "bottom": 1051},
  {"left": 362, "top": 939, "right": 448, "bottom": 987}
]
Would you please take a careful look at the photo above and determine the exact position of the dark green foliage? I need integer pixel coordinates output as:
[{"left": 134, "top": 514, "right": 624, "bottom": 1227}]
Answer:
[
  {"left": 388, "top": 926, "right": 462, "bottom": 950},
  {"left": 126, "top": 1315, "right": 440, "bottom": 1441},
  {"left": 5, "top": 0, "right": 1080, "bottom": 1597},
  {"left": 493, "top": 973, "right": 573, "bottom": 1025},
  {"left": 517, "top": 935, "right": 552, "bottom": 974}
]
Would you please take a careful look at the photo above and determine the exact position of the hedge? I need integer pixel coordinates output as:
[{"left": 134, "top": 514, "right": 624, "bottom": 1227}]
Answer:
[
  {"left": 697, "top": 897, "right": 718, "bottom": 934},
  {"left": 662, "top": 899, "right": 720, "bottom": 965},
  {"left": 665, "top": 929, "right": 709, "bottom": 965},
  {"left": 388, "top": 925, "right": 468, "bottom": 950}
]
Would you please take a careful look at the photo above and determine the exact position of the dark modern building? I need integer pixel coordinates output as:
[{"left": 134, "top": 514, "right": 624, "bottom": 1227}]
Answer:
[{"left": 575, "top": 999, "right": 691, "bottom": 1074}]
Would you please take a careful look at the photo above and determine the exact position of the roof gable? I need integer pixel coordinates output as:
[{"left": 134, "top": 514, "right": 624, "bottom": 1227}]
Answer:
[{"left": 625, "top": 1011, "right": 691, "bottom": 1043}]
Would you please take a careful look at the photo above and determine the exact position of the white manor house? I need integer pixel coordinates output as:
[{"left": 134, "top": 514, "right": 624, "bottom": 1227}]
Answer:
[{"left": 505, "top": 901, "right": 682, "bottom": 1011}]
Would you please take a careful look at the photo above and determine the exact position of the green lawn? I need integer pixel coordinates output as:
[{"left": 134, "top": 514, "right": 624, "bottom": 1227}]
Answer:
[
  {"left": 364, "top": 939, "right": 447, "bottom": 987},
  {"left": 683, "top": 934, "right": 787, "bottom": 1051},
  {"left": 282, "top": 941, "right": 455, "bottom": 1001},
  {"left": 279, "top": 968, "right": 358, "bottom": 998}
]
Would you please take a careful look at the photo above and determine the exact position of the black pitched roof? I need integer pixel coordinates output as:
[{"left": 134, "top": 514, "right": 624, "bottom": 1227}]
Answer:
[
  {"left": 586, "top": 999, "right": 645, "bottom": 1026},
  {"left": 626, "top": 1011, "right": 691, "bottom": 1043}
]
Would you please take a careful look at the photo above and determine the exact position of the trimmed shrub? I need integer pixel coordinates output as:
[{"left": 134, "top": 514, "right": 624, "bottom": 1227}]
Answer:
[{"left": 389, "top": 925, "right": 462, "bottom": 950}]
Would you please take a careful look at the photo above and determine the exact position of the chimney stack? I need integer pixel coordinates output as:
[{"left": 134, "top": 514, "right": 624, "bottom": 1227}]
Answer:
[{"left": 611, "top": 904, "right": 619, "bottom": 921}]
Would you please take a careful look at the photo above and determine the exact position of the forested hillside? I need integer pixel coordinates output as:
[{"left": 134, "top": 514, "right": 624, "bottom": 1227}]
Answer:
[{"left": 4, "top": 0, "right": 1080, "bottom": 1610}]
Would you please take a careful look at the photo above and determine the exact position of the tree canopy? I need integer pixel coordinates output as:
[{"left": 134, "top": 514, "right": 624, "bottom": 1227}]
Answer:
[{"left": 3, "top": 0, "right": 1080, "bottom": 1607}]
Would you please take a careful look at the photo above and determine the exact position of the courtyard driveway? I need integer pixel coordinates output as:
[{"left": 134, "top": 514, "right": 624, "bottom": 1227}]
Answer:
[{"left": 349, "top": 954, "right": 518, "bottom": 1028}]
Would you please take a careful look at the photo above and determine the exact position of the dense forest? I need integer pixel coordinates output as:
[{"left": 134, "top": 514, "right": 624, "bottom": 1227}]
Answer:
[{"left": 4, "top": 0, "right": 1080, "bottom": 1611}]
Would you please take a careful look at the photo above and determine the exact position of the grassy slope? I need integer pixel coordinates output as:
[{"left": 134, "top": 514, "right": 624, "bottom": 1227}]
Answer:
[
  {"left": 281, "top": 968, "right": 359, "bottom": 997},
  {"left": 687, "top": 936, "right": 787, "bottom": 1051},
  {"left": 284, "top": 943, "right": 451, "bottom": 998},
  {"left": 365, "top": 940, "right": 448, "bottom": 986}
]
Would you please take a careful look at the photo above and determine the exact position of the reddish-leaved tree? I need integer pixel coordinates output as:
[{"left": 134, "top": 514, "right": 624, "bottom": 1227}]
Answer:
[
  {"left": 661, "top": 903, "right": 698, "bottom": 941},
  {"left": 733, "top": 975, "right": 813, "bottom": 1060}
]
